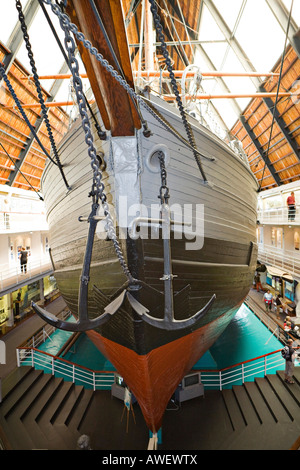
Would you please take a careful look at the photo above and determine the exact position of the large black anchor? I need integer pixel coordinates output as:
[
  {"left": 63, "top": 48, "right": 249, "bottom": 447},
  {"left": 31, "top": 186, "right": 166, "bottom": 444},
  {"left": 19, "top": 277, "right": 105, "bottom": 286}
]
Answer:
[
  {"left": 32, "top": 201, "right": 216, "bottom": 332},
  {"left": 32, "top": 202, "right": 116, "bottom": 332},
  {"left": 121, "top": 201, "right": 216, "bottom": 330}
]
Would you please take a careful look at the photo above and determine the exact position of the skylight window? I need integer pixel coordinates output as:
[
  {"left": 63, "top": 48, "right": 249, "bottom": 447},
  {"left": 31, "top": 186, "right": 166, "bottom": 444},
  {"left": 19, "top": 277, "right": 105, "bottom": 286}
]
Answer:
[{"left": 235, "top": 0, "right": 286, "bottom": 72}]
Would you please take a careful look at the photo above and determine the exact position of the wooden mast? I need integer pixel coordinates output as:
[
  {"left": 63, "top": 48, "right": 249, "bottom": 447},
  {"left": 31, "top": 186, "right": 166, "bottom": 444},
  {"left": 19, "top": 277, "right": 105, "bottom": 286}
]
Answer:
[{"left": 66, "top": 0, "right": 141, "bottom": 136}]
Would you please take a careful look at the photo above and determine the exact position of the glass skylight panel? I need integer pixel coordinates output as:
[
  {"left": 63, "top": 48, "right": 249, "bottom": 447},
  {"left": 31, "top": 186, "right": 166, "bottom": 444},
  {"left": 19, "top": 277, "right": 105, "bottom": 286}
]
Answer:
[
  {"left": 16, "top": 8, "right": 66, "bottom": 92},
  {"left": 212, "top": 0, "right": 245, "bottom": 31},
  {"left": 0, "top": 0, "right": 29, "bottom": 46},
  {"left": 210, "top": 98, "right": 238, "bottom": 130},
  {"left": 198, "top": 4, "right": 225, "bottom": 41},
  {"left": 201, "top": 42, "right": 229, "bottom": 70},
  {"left": 235, "top": 0, "right": 286, "bottom": 72},
  {"left": 281, "top": 0, "right": 300, "bottom": 26}
]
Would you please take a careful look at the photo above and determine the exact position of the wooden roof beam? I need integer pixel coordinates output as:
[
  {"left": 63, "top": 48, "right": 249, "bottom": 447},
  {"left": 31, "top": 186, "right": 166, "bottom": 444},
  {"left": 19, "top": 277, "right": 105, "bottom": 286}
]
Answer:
[
  {"left": 274, "top": 162, "right": 300, "bottom": 174},
  {"left": 0, "top": 175, "right": 9, "bottom": 183}
]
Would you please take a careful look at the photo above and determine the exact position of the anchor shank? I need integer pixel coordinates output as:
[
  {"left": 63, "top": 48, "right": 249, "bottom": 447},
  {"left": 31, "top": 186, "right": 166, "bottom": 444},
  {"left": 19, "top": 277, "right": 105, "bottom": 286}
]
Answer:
[
  {"left": 161, "top": 203, "right": 174, "bottom": 323},
  {"left": 78, "top": 202, "right": 99, "bottom": 323}
]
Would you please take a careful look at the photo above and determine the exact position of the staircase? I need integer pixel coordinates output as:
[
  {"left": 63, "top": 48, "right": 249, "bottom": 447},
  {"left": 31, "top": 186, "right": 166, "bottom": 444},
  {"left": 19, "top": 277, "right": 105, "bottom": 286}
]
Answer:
[
  {"left": 217, "top": 368, "right": 300, "bottom": 450},
  {"left": 0, "top": 366, "right": 299, "bottom": 450},
  {"left": 0, "top": 367, "right": 94, "bottom": 450}
]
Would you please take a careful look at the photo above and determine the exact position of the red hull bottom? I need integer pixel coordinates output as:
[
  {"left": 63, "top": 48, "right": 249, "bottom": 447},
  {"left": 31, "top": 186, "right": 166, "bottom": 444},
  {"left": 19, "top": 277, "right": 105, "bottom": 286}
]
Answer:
[{"left": 86, "top": 307, "right": 239, "bottom": 432}]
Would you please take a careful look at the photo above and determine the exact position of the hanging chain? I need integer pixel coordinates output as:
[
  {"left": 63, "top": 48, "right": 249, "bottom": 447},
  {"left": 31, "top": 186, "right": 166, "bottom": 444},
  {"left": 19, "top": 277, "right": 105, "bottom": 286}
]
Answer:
[
  {"left": 15, "top": 0, "right": 71, "bottom": 190},
  {"left": 0, "top": 62, "right": 58, "bottom": 166},
  {"left": 157, "top": 152, "right": 170, "bottom": 204},
  {"left": 57, "top": 7, "right": 135, "bottom": 284},
  {"left": 42, "top": 1, "right": 214, "bottom": 168},
  {"left": 148, "top": 0, "right": 207, "bottom": 182}
]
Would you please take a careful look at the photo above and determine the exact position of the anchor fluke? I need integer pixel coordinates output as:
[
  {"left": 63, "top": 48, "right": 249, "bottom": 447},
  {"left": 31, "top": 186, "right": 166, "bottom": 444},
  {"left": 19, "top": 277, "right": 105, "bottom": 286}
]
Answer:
[
  {"left": 31, "top": 301, "right": 114, "bottom": 332},
  {"left": 127, "top": 292, "right": 216, "bottom": 330}
]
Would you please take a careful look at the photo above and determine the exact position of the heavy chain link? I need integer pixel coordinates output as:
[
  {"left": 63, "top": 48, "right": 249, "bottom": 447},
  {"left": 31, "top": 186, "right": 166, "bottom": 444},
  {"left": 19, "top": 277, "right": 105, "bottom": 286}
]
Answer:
[
  {"left": 42, "top": 1, "right": 213, "bottom": 167},
  {"left": 57, "top": 5, "right": 134, "bottom": 284},
  {"left": 157, "top": 152, "right": 170, "bottom": 204},
  {"left": 15, "top": 0, "right": 70, "bottom": 190},
  {"left": 148, "top": 0, "right": 207, "bottom": 182}
]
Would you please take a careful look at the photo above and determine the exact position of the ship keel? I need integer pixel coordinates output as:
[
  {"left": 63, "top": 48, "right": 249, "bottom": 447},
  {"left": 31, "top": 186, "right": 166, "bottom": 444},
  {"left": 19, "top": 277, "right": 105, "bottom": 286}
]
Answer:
[{"left": 85, "top": 305, "right": 239, "bottom": 432}]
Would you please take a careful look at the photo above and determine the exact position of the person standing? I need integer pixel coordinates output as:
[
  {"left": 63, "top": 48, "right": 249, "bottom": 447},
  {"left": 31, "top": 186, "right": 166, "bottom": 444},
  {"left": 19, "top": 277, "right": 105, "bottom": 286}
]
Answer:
[
  {"left": 263, "top": 289, "right": 273, "bottom": 312},
  {"left": 284, "top": 339, "right": 295, "bottom": 384},
  {"left": 19, "top": 246, "right": 28, "bottom": 274},
  {"left": 254, "top": 272, "right": 263, "bottom": 292},
  {"left": 14, "top": 292, "right": 22, "bottom": 316},
  {"left": 287, "top": 191, "right": 296, "bottom": 221},
  {"left": 274, "top": 293, "right": 283, "bottom": 319}
]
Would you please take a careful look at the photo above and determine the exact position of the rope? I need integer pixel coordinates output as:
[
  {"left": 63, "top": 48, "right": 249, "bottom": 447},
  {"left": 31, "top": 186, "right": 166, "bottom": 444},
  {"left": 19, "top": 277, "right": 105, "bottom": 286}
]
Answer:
[
  {"left": 37, "top": 0, "right": 107, "bottom": 141},
  {"left": 0, "top": 62, "right": 57, "bottom": 167}
]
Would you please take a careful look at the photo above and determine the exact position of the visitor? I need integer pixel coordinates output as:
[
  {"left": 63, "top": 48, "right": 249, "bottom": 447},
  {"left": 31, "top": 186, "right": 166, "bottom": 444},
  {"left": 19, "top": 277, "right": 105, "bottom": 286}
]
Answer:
[
  {"left": 254, "top": 272, "right": 263, "bottom": 292},
  {"left": 284, "top": 339, "right": 296, "bottom": 384},
  {"left": 263, "top": 289, "right": 273, "bottom": 312},
  {"left": 274, "top": 294, "right": 283, "bottom": 319},
  {"left": 287, "top": 191, "right": 296, "bottom": 221},
  {"left": 14, "top": 292, "right": 21, "bottom": 316},
  {"left": 19, "top": 246, "right": 28, "bottom": 274},
  {"left": 285, "top": 316, "right": 295, "bottom": 330}
]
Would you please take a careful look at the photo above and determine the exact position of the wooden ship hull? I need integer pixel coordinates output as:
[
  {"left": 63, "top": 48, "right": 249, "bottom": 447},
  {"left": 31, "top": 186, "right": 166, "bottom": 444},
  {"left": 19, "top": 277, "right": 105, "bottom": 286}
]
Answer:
[
  {"left": 41, "top": 96, "right": 258, "bottom": 431},
  {"left": 37, "top": 0, "right": 258, "bottom": 432}
]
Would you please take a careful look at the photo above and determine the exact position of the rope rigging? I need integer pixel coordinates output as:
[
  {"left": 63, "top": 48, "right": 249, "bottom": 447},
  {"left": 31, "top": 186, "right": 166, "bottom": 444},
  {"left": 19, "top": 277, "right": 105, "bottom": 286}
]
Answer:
[
  {"left": 30, "top": 0, "right": 217, "bottom": 333},
  {"left": 35, "top": 0, "right": 214, "bottom": 287},
  {"left": 148, "top": 0, "right": 208, "bottom": 182},
  {"left": 0, "top": 62, "right": 58, "bottom": 167}
]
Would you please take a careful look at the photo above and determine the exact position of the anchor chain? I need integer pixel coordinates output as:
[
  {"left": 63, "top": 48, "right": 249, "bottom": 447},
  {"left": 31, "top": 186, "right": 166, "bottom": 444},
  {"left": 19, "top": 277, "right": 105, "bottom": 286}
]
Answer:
[
  {"left": 148, "top": 0, "right": 207, "bottom": 182},
  {"left": 31, "top": 0, "right": 217, "bottom": 332},
  {"left": 157, "top": 152, "right": 170, "bottom": 205},
  {"left": 42, "top": 1, "right": 214, "bottom": 171},
  {"left": 58, "top": 7, "right": 135, "bottom": 285},
  {"left": 15, "top": 0, "right": 71, "bottom": 191}
]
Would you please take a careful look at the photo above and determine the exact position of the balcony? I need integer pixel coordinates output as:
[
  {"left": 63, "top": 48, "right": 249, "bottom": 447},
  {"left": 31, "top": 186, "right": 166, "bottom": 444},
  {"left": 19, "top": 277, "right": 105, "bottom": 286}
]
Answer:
[
  {"left": 258, "top": 243, "right": 300, "bottom": 280},
  {"left": 0, "top": 210, "right": 48, "bottom": 233},
  {"left": 257, "top": 204, "right": 300, "bottom": 226},
  {"left": 0, "top": 255, "right": 53, "bottom": 296}
]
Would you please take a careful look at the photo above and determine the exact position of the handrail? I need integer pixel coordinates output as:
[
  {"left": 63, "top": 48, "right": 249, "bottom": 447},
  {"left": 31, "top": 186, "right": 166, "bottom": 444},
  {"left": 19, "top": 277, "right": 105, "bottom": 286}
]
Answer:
[
  {"left": 203, "top": 348, "right": 282, "bottom": 373},
  {"left": 17, "top": 342, "right": 298, "bottom": 392},
  {"left": 16, "top": 306, "right": 298, "bottom": 392},
  {"left": 257, "top": 203, "right": 300, "bottom": 225},
  {"left": 18, "top": 308, "right": 72, "bottom": 348},
  {"left": 17, "top": 347, "right": 114, "bottom": 374},
  {"left": 0, "top": 256, "right": 53, "bottom": 292},
  {"left": 257, "top": 249, "right": 300, "bottom": 279},
  {"left": 245, "top": 294, "right": 298, "bottom": 344},
  {"left": 16, "top": 346, "right": 115, "bottom": 391}
]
